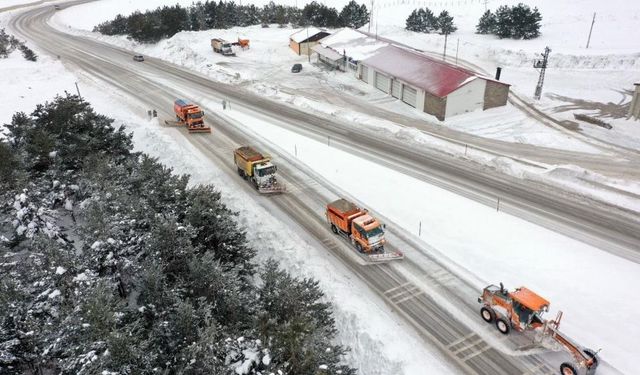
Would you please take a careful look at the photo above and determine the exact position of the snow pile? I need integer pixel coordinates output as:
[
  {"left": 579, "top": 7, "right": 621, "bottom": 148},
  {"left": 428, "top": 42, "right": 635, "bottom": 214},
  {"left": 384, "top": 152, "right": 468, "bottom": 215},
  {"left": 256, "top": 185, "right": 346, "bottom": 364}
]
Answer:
[{"left": 319, "top": 28, "right": 389, "bottom": 60}]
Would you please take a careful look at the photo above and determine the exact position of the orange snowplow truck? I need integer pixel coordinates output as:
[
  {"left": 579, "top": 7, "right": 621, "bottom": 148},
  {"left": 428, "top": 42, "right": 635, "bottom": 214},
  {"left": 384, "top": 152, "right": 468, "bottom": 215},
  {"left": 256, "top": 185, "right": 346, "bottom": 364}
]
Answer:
[
  {"left": 173, "top": 99, "right": 211, "bottom": 133},
  {"left": 478, "top": 283, "right": 600, "bottom": 375},
  {"left": 326, "top": 199, "right": 403, "bottom": 262}
]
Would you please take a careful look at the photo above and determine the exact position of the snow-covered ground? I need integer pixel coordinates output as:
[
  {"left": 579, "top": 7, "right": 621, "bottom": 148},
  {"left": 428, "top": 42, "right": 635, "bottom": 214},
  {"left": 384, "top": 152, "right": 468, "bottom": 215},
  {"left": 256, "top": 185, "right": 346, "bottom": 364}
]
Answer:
[
  {"left": 0, "top": 10, "right": 457, "bottom": 375},
  {"left": 4, "top": 1, "right": 640, "bottom": 374},
  {"left": 47, "top": 3, "right": 640, "bottom": 216},
  {"left": 220, "top": 104, "right": 640, "bottom": 375},
  {"left": 51, "top": 0, "right": 640, "bottom": 152}
]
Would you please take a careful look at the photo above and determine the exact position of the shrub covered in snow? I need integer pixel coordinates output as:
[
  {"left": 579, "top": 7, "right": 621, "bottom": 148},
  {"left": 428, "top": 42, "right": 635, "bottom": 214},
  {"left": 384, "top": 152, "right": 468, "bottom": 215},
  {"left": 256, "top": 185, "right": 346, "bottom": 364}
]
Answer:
[
  {"left": 0, "top": 95, "right": 355, "bottom": 374},
  {"left": 0, "top": 28, "right": 37, "bottom": 61}
]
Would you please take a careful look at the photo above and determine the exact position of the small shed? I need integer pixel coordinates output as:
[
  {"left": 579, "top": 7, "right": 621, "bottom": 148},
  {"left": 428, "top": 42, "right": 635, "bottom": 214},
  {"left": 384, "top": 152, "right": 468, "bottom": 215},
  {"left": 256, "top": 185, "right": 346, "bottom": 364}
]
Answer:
[
  {"left": 289, "top": 27, "right": 330, "bottom": 56},
  {"left": 629, "top": 83, "right": 640, "bottom": 120}
]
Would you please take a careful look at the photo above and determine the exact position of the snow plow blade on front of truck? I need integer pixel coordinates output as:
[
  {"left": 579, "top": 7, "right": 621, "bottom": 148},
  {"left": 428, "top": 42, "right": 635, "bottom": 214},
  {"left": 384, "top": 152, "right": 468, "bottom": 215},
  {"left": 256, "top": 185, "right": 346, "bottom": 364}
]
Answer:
[
  {"left": 358, "top": 249, "right": 404, "bottom": 263},
  {"left": 257, "top": 181, "right": 286, "bottom": 194}
]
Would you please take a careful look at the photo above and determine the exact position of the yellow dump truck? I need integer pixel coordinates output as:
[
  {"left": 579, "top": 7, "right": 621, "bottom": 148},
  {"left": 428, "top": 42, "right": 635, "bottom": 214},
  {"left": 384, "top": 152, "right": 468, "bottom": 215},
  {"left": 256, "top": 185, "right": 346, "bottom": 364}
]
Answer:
[{"left": 234, "top": 146, "right": 285, "bottom": 194}]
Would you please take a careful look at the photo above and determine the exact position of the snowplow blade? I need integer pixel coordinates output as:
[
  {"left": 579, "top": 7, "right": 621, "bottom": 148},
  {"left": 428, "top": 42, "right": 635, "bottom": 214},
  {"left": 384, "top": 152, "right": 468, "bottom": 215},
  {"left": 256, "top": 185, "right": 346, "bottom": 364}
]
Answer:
[
  {"left": 188, "top": 126, "right": 212, "bottom": 134},
  {"left": 357, "top": 249, "right": 404, "bottom": 263},
  {"left": 258, "top": 182, "right": 286, "bottom": 194}
]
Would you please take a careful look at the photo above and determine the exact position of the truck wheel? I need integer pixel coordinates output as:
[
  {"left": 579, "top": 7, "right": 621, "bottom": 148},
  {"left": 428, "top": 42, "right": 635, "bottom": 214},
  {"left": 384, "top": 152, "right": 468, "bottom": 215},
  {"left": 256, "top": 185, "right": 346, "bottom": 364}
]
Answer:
[
  {"left": 495, "top": 318, "right": 510, "bottom": 335},
  {"left": 330, "top": 225, "right": 338, "bottom": 234},
  {"left": 480, "top": 307, "right": 495, "bottom": 323},
  {"left": 355, "top": 242, "right": 363, "bottom": 253},
  {"left": 583, "top": 348, "right": 599, "bottom": 368},
  {"left": 237, "top": 168, "right": 244, "bottom": 177},
  {"left": 560, "top": 362, "right": 578, "bottom": 375}
]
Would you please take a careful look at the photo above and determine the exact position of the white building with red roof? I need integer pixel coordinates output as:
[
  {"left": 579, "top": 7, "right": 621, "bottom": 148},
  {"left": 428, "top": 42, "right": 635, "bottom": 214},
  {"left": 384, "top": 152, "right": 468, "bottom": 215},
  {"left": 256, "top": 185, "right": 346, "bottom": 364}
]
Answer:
[{"left": 359, "top": 45, "right": 510, "bottom": 120}]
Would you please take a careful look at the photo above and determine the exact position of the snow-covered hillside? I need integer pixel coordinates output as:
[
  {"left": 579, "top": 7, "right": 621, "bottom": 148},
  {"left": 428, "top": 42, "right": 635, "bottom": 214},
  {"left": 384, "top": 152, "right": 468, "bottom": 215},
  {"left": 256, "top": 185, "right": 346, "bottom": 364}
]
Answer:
[
  {"left": 54, "top": 0, "right": 640, "bottom": 150},
  {"left": 0, "top": 11, "right": 457, "bottom": 375}
]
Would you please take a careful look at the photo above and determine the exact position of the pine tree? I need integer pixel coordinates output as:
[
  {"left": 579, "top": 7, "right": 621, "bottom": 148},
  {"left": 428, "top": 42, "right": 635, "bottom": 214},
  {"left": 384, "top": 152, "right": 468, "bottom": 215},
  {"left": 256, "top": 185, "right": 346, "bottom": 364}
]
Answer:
[
  {"left": 424, "top": 7, "right": 438, "bottom": 32},
  {"left": 437, "top": 10, "right": 457, "bottom": 35},
  {"left": 339, "top": 0, "right": 369, "bottom": 29},
  {"left": 405, "top": 9, "right": 422, "bottom": 32},
  {"left": 521, "top": 6, "right": 542, "bottom": 39},
  {"left": 476, "top": 9, "right": 497, "bottom": 34},
  {"left": 494, "top": 5, "right": 513, "bottom": 38}
]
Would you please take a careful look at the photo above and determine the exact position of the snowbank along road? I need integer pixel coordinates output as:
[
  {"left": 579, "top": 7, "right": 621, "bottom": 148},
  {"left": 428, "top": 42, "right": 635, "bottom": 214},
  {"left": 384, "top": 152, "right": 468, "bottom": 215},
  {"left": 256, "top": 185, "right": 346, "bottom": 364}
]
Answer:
[
  {"left": 6, "top": 2, "right": 632, "bottom": 375},
  {"left": 16, "top": 1, "right": 640, "bottom": 266}
]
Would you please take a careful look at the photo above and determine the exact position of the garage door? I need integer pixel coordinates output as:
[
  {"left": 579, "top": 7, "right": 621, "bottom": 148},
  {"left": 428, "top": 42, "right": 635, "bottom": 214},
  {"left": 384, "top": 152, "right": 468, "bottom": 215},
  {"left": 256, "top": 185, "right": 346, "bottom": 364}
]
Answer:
[
  {"left": 361, "top": 65, "right": 369, "bottom": 83},
  {"left": 391, "top": 80, "right": 402, "bottom": 98},
  {"left": 402, "top": 85, "right": 417, "bottom": 107},
  {"left": 375, "top": 72, "right": 390, "bottom": 93}
]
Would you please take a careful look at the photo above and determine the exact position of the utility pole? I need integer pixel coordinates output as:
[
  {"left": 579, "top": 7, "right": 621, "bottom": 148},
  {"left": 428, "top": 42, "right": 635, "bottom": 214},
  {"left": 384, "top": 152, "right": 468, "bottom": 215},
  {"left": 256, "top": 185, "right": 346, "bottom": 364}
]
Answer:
[
  {"left": 368, "top": 0, "right": 374, "bottom": 33},
  {"left": 483, "top": 0, "right": 488, "bottom": 11},
  {"left": 533, "top": 46, "right": 551, "bottom": 100},
  {"left": 586, "top": 12, "right": 596, "bottom": 49},
  {"left": 306, "top": 26, "right": 310, "bottom": 63},
  {"left": 442, "top": 33, "right": 448, "bottom": 61},
  {"left": 74, "top": 82, "right": 82, "bottom": 99},
  {"left": 455, "top": 38, "right": 459, "bottom": 65}
]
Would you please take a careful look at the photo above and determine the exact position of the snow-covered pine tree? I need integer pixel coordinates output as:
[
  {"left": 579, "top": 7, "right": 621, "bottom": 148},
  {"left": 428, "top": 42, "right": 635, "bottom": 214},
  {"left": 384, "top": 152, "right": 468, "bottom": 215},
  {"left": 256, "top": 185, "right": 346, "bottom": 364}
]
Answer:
[
  {"left": 494, "top": 5, "right": 513, "bottom": 38},
  {"left": 437, "top": 10, "right": 457, "bottom": 35},
  {"left": 339, "top": 0, "right": 369, "bottom": 29},
  {"left": 0, "top": 95, "right": 358, "bottom": 374},
  {"left": 476, "top": 9, "right": 497, "bottom": 34},
  {"left": 521, "top": 6, "right": 542, "bottom": 39},
  {"left": 405, "top": 9, "right": 422, "bottom": 32}
]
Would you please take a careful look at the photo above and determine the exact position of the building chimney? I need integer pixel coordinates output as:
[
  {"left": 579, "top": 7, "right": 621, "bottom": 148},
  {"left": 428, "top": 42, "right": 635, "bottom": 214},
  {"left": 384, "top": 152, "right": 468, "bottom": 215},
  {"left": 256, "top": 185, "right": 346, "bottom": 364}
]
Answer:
[{"left": 495, "top": 67, "right": 502, "bottom": 81}]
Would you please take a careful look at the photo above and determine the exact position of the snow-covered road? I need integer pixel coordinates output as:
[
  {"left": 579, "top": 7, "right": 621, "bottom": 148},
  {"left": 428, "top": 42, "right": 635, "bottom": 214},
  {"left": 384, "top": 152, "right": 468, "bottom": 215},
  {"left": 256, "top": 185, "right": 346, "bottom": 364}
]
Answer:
[{"left": 4, "top": 1, "right": 640, "bottom": 374}]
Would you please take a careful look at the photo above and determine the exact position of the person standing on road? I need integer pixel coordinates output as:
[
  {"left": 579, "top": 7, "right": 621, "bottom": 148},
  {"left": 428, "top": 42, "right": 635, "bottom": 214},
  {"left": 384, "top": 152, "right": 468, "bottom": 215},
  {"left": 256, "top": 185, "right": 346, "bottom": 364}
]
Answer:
[{"left": 222, "top": 99, "right": 227, "bottom": 110}]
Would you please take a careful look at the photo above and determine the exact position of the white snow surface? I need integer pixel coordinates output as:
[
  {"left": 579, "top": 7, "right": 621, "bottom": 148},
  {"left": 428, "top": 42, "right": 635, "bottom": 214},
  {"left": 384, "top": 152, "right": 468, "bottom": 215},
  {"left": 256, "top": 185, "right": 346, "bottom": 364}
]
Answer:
[
  {"left": 0, "top": 20, "right": 456, "bottom": 374},
  {"left": 289, "top": 27, "right": 323, "bottom": 43},
  {"left": 319, "top": 28, "right": 389, "bottom": 60},
  {"left": 5, "top": 1, "right": 640, "bottom": 374},
  {"left": 222, "top": 106, "right": 640, "bottom": 375}
]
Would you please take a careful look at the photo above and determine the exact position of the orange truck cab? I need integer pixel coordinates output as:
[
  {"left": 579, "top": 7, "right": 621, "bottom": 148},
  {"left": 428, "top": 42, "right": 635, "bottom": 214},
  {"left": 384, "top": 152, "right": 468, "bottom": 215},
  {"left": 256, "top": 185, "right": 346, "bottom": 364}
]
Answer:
[
  {"left": 479, "top": 284, "right": 549, "bottom": 333},
  {"left": 326, "top": 199, "right": 386, "bottom": 253},
  {"left": 174, "top": 99, "right": 210, "bottom": 133}
]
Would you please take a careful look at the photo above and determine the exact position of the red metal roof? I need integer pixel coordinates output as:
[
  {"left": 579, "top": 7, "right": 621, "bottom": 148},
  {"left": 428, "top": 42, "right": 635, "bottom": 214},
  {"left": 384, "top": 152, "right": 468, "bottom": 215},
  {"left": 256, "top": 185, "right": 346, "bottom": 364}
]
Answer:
[{"left": 361, "top": 45, "right": 492, "bottom": 97}]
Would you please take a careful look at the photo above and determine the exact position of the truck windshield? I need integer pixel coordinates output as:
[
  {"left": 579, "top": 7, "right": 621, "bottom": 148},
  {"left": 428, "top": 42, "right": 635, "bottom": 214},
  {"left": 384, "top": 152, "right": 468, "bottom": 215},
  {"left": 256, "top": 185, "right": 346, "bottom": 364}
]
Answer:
[
  {"left": 365, "top": 226, "right": 384, "bottom": 238},
  {"left": 257, "top": 166, "right": 276, "bottom": 177},
  {"left": 188, "top": 112, "right": 203, "bottom": 119},
  {"left": 223, "top": 44, "right": 231, "bottom": 48}
]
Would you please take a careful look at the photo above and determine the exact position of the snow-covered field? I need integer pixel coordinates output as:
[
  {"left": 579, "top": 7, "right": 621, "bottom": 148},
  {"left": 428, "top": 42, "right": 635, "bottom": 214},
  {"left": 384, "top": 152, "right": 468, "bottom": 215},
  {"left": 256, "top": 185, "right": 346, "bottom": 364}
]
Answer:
[
  {"left": 0, "top": 10, "right": 458, "bottom": 375},
  {"left": 52, "top": 0, "right": 640, "bottom": 151},
  {"left": 4, "top": 1, "right": 640, "bottom": 374},
  {"left": 47, "top": 0, "right": 640, "bottom": 211}
]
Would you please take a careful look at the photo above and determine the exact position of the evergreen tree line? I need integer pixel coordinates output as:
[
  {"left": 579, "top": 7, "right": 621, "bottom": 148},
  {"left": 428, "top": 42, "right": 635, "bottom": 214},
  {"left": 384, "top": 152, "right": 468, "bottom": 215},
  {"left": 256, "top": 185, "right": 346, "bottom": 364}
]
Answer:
[
  {"left": 0, "top": 28, "right": 37, "bottom": 61},
  {"left": 405, "top": 8, "right": 457, "bottom": 35},
  {"left": 94, "top": 0, "right": 370, "bottom": 43},
  {"left": 476, "top": 3, "right": 542, "bottom": 39},
  {"left": 0, "top": 95, "right": 356, "bottom": 374}
]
